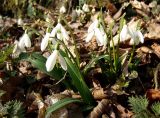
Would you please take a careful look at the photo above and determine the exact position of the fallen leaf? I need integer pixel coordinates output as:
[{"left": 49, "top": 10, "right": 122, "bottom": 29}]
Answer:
[{"left": 145, "top": 21, "right": 160, "bottom": 40}]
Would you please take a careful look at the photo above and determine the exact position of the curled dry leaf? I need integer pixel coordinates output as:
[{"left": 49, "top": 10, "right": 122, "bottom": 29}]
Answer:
[
  {"left": 114, "top": 102, "right": 133, "bottom": 117},
  {"left": 90, "top": 99, "right": 110, "bottom": 118},
  {"left": 92, "top": 88, "right": 107, "bottom": 100},
  {"left": 136, "top": 46, "right": 153, "bottom": 54},
  {"left": 130, "top": 0, "right": 142, "bottom": 9},
  {"left": 146, "top": 89, "right": 160, "bottom": 104}
]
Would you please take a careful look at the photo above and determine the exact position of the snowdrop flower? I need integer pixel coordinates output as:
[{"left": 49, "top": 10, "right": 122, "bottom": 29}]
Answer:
[
  {"left": 46, "top": 50, "right": 67, "bottom": 72},
  {"left": 82, "top": 4, "right": 90, "bottom": 12},
  {"left": 12, "top": 32, "right": 31, "bottom": 58},
  {"left": 85, "top": 19, "right": 107, "bottom": 46},
  {"left": 120, "top": 24, "right": 144, "bottom": 45},
  {"left": 41, "top": 32, "right": 50, "bottom": 51},
  {"left": 60, "top": 6, "right": 66, "bottom": 14},
  {"left": 19, "top": 32, "right": 31, "bottom": 48},
  {"left": 76, "top": 8, "right": 84, "bottom": 16},
  {"left": 50, "top": 22, "right": 69, "bottom": 44},
  {"left": 17, "top": 18, "right": 23, "bottom": 25}
]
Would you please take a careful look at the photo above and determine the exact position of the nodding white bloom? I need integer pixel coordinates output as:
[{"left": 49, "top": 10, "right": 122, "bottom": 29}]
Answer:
[
  {"left": 50, "top": 22, "right": 69, "bottom": 44},
  {"left": 120, "top": 24, "right": 144, "bottom": 45},
  {"left": 12, "top": 32, "right": 31, "bottom": 57},
  {"left": 41, "top": 32, "right": 50, "bottom": 51},
  {"left": 82, "top": 4, "right": 89, "bottom": 12},
  {"left": 85, "top": 19, "right": 107, "bottom": 46},
  {"left": 46, "top": 50, "right": 67, "bottom": 72},
  {"left": 60, "top": 6, "right": 66, "bottom": 14},
  {"left": 19, "top": 32, "right": 31, "bottom": 48},
  {"left": 76, "top": 8, "right": 84, "bottom": 16},
  {"left": 17, "top": 18, "right": 23, "bottom": 25}
]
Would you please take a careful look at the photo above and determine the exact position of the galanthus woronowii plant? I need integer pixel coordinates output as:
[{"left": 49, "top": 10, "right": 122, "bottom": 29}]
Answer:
[
  {"left": 46, "top": 49, "right": 67, "bottom": 72},
  {"left": 85, "top": 14, "right": 107, "bottom": 47},
  {"left": 120, "top": 21, "right": 144, "bottom": 64},
  {"left": 120, "top": 23, "right": 144, "bottom": 45},
  {"left": 41, "top": 19, "right": 69, "bottom": 72},
  {"left": 13, "top": 31, "right": 31, "bottom": 57},
  {"left": 39, "top": 17, "right": 94, "bottom": 105}
]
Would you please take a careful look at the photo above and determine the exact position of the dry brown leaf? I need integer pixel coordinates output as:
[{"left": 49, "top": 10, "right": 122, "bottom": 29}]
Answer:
[
  {"left": 146, "top": 89, "right": 160, "bottom": 104},
  {"left": 90, "top": 99, "right": 110, "bottom": 118},
  {"left": 92, "top": 88, "right": 107, "bottom": 100},
  {"left": 114, "top": 102, "right": 133, "bottom": 118},
  {"left": 136, "top": 46, "right": 153, "bottom": 54},
  {"left": 145, "top": 21, "right": 160, "bottom": 40},
  {"left": 151, "top": 43, "right": 160, "bottom": 58}
]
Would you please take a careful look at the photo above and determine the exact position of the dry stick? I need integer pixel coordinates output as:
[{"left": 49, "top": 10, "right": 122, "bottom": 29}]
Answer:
[{"left": 154, "top": 63, "right": 160, "bottom": 89}]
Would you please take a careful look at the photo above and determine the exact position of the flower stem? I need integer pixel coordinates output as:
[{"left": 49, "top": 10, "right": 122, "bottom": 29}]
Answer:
[
  {"left": 60, "top": 15, "right": 80, "bottom": 67},
  {"left": 129, "top": 44, "right": 135, "bottom": 64}
]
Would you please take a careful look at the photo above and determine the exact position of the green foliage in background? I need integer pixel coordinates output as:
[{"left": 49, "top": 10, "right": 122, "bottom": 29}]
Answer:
[
  {"left": 128, "top": 96, "right": 160, "bottom": 118},
  {"left": 0, "top": 100, "right": 24, "bottom": 118}
]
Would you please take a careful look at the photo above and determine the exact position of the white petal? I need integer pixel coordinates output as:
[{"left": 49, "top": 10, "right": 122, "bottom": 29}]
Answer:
[
  {"left": 128, "top": 28, "right": 137, "bottom": 41},
  {"left": 85, "top": 31, "right": 94, "bottom": 42},
  {"left": 137, "top": 30, "right": 144, "bottom": 43},
  {"left": 129, "top": 38, "right": 135, "bottom": 45},
  {"left": 51, "top": 38, "right": 57, "bottom": 45},
  {"left": 110, "top": 35, "right": 119, "bottom": 47},
  {"left": 50, "top": 28, "right": 57, "bottom": 38},
  {"left": 88, "top": 22, "right": 95, "bottom": 33},
  {"left": 41, "top": 33, "right": 50, "bottom": 51},
  {"left": 61, "top": 26, "right": 69, "bottom": 41},
  {"left": 13, "top": 40, "right": 19, "bottom": 53},
  {"left": 82, "top": 4, "right": 89, "bottom": 12},
  {"left": 120, "top": 25, "right": 128, "bottom": 42},
  {"left": 46, "top": 50, "right": 58, "bottom": 72},
  {"left": 95, "top": 28, "right": 104, "bottom": 46},
  {"left": 23, "top": 33, "right": 31, "bottom": 48},
  {"left": 57, "top": 32, "right": 61, "bottom": 40},
  {"left": 60, "top": 6, "right": 66, "bottom": 13},
  {"left": 103, "top": 34, "right": 108, "bottom": 46},
  {"left": 99, "top": 25, "right": 107, "bottom": 46},
  {"left": 18, "top": 36, "right": 25, "bottom": 51},
  {"left": 88, "top": 19, "right": 99, "bottom": 33},
  {"left": 58, "top": 53, "right": 67, "bottom": 70},
  {"left": 56, "top": 23, "right": 62, "bottom": 30}
]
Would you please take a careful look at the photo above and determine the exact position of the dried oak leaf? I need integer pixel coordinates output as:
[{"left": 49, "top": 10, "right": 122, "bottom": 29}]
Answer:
[
  {"left": 146, "top": 89, "right": 160, "bottom": 104},
  {"left": 145, "top": 21, "right": 160, "bottom": 40},
  {"left": 151, "top": 43, "right": 160, "bottom": 58}
]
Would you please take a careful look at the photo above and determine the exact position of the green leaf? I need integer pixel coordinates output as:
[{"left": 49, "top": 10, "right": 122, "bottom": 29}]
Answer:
[
  {"left": 151, "top": 102, "right": 160, "bottom": 116},
  {"left": 0, "top": 90, "right": 5, "bottom": 98},
  {"left": 128, "top": 96, "right": 149, "bottom": 114},
  {"left": 18, "top": 53, "right": 72, "bottom": 88},
  {"left": 65, "top": 57, "right": 95, "bottom": 105},
  {"left": 46, "top": 98, "right": 82, "bottom": 118},
  {"left": 83, "top": 55, "right": 110, "bottom": 74}
]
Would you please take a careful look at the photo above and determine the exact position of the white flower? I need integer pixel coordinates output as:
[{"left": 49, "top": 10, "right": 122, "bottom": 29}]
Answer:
[
  {"left": 82, "top": 4, "right": 89, "bottom": 12},
  {"left": 19, "top": 33, "right": 31, "bottom": 48},
  {"left": 60, "top": 6, "right": 66, "bottom": 13},
  {"left": 76, "top": 8, "right": 84, "bottom": 16},
  {"left": 46, "top": 50, "right": 67, "bottom": 72},
  {"left": 50, "top": 22, "right": 69, "bottom": 44},
  {"left": 12, "top": 40, "right": 23, "bottom": 58},
  {"left": 120, "top": 24, "right": 144, "bottom": 45},
  {"left": 85, "top": 19, "right": 107, "bottom": 46},
  {"left": 12, "top": 32, "right": 31, "bottom": 58},
  {"left": 17, "top": 18, "right": 23, "bottom": 25},
  {"left": 41, "top": 32, "right": 50, "bottom": 51}
]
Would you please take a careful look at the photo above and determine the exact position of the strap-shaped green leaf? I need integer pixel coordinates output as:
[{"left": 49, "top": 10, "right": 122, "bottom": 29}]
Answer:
[
  {"left": 46, "top": 98, "right": 82, "bottom": 118},
  {"left": 83, "top": 55, "right": 110, "bottom": 74},
  {"left": 65, "top": 57, "right": 94, "bottom": 105}
]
